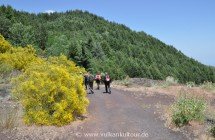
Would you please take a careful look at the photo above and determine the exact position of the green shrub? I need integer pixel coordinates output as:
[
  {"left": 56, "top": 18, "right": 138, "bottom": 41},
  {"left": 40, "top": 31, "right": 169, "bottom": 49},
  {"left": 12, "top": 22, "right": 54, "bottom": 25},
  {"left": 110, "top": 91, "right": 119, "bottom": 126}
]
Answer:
[
  {"left": 211, "top": 125, "right": 215, "bottom": 137},
  {"left": 186, "top": 81, "right": 196, "bottom": 88},
  {"left": 172, "top": 96, "right": 206, "bottom": 127},
  {"left": 201, "top": 81, "right": 215, "bottom": 93},
  {"left": 121, "top": 75, "right": 131, "bottom": 87},
  {"left": 166, "top": 76, "right": 178, "bottom": 85},
  {"left": 160, "top": 76, "right": 178, "bottom": 88}
]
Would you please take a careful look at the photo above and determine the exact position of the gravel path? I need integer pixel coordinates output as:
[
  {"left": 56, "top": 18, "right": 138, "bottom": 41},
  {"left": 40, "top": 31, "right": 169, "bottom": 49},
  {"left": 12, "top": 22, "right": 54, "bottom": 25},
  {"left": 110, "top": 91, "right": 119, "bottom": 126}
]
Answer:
[{"left": 68, "top": 86, "right": 189, "bottom": 140}]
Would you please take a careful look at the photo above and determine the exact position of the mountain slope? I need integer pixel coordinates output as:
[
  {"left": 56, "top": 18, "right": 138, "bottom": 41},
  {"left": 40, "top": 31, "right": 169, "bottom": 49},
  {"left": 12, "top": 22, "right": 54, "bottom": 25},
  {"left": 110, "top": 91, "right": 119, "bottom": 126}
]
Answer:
[{"left": 0, "top": 5, "right": 214, "bottom": 83}]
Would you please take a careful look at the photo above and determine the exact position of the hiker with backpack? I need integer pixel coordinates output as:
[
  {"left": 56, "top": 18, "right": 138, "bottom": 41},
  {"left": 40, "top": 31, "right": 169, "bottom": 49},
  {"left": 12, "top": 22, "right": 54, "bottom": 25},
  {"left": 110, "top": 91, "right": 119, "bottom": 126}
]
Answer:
[
  {"left": 88, "top": 72, "right": 94, "bottom": 94},
  {"left": 84, "top": 73, "right": 89, "bottom": 90},
  {"left": 103, "top": 72, "right": 112, "bottom": 94},
  {"left": 95, "top": 72, "right": 101, "bottom": 90}
]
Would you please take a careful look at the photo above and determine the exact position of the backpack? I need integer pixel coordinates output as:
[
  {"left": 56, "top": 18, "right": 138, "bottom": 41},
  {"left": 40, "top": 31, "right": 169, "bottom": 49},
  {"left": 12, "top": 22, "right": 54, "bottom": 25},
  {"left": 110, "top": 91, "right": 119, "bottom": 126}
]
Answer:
[
  {"left": 89, "top": 74, "right": 94, "bottom": 82},
  {"left": 95, "top": 74, "right": 101, "bottom": 80},
  {"left": 84, "top": 75, "right": 89, "bottom": 83},
  {"left": 105, "top": 75, "right": 110, "bottom": 82}
]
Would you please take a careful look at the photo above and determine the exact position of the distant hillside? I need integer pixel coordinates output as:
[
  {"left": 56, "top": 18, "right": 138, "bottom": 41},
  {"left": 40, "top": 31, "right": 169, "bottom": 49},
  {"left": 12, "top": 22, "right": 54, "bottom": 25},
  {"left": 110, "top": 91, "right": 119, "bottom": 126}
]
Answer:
[{"left": 0, "top": 5, "right": 214, "bottom": 83}]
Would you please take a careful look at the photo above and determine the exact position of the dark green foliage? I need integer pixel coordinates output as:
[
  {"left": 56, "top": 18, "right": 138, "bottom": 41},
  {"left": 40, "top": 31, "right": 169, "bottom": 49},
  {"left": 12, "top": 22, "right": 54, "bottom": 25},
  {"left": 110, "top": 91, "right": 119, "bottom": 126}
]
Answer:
[
  {"left": 0, "top": 5, "right": 215, "bottom": 82},
  {"left": 34, "top": 23, "right": 48, "bottom": 50},
  {"left": 211, "top": 125, "right": 215, "bottom": 137},
  {"left": 0, "top": 15, "right": 12, "bottom": 39},
  {"left": 9, "top": 23, "right": 36, "bottom": 46},
  {"left": 172, "top": 96, "right": 206, "bottom": 127}
]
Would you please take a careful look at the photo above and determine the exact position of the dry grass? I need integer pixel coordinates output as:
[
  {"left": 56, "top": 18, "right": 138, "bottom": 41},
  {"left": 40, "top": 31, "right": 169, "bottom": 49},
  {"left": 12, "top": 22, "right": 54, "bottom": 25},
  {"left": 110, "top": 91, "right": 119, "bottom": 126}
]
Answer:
[{"left": 0, "top": 104, "right": 19, "bottom": 131}]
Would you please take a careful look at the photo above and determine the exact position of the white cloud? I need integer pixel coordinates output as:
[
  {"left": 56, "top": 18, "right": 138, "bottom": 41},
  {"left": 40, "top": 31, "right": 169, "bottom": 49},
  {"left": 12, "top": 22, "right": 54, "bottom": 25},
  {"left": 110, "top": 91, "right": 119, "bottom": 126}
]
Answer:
[{"left": 44, "top": 10, "right": 55, "bottom": 14}]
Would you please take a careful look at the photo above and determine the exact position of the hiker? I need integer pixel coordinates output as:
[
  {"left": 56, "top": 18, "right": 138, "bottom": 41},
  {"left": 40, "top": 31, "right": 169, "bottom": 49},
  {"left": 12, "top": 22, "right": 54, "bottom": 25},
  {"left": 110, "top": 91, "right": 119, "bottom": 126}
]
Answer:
[
  {"left": 100, "top": 72, "right": 105, "bottom": 84},
  {"left": 95, "top": 72, "right": 101, "bottom": 90},
  {"left": 103, "top": 73, "right": 111, "bottom": 94},
  {"left": 84, "top": 73, "right": 89, "bottom": 90},
  {"left": 88, "top": 72, "right": 94, "bottom": 94}
]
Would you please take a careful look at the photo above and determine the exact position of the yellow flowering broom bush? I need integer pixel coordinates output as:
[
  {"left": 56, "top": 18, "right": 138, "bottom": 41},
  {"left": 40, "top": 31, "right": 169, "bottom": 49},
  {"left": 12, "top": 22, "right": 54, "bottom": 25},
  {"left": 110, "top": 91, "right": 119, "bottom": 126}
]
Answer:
[
  {"left": 0, "top": 35, "right": 12, "bottom": 53},
  {"left": 12, "top": 60, "right": 89, "bottom": 126},
  {"left": 0, "top": 35, "right": 38, "bottom": 70},
  {"left": 0, "top": 34, "right": 89, "bottom": 126}
]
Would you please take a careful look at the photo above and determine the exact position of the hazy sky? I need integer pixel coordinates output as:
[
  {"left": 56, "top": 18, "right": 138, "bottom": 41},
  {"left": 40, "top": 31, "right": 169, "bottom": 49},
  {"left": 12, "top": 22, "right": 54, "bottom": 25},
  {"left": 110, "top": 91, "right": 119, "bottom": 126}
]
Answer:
[{"left": 0, "top": 0, "right": 214, "bottom": 66}]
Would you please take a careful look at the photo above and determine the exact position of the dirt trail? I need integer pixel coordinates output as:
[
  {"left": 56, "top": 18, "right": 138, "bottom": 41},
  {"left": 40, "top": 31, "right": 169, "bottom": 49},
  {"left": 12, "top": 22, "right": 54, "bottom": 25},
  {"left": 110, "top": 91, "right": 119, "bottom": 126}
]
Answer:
[{"left": 68, "top": 86, "right": 189, "bottom": 140}]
